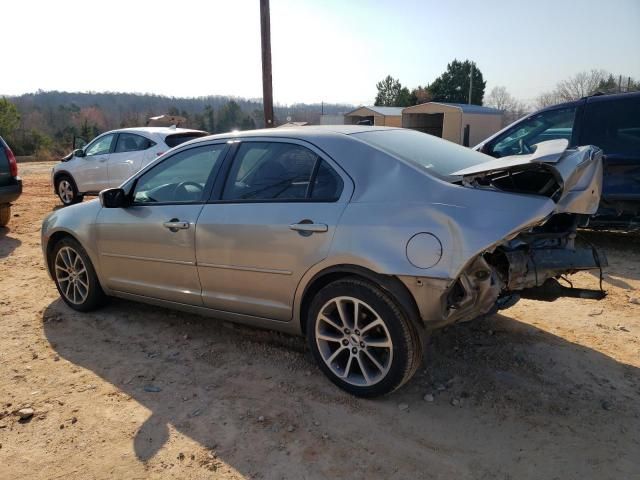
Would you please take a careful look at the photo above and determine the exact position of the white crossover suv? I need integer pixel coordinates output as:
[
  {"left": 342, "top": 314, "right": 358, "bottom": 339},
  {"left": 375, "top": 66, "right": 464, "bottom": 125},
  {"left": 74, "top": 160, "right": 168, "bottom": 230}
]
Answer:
[{"left": 52, "top": 127, "right": 208, "bottom": 205}]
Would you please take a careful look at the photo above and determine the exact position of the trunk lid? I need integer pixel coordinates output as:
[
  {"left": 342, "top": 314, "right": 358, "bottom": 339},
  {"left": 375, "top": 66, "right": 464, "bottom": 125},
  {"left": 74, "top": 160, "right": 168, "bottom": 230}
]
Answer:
[{"left": 452, "top": 139, "right": 603, "bottom": 215}]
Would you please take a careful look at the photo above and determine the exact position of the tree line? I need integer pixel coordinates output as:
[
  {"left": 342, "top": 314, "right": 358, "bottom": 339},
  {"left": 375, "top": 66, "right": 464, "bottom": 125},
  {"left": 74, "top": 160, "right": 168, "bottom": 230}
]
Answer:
[
  {"left": 0, "top": 91, "right": 352, "bottom": 158},
  {"left": 375, "top": 60, "right": 639, "bottom": 127}
]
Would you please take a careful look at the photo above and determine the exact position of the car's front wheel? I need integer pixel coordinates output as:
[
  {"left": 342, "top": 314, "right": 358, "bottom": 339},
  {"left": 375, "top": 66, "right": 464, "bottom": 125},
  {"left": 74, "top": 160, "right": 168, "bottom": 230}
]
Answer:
[
  {"left": 51, "top": 237, "right": 107, "bottom": 311},
  {"left": 56, "top": 175, "right": 82, "bottom": 206},
  {"left": 307, "top": 277, "right": 422, "bottom": 397}
]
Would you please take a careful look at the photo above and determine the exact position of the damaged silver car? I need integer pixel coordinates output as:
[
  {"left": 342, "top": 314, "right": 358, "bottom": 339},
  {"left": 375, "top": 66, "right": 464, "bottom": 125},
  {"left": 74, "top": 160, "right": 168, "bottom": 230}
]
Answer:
[{"left": 41, "top": 126, "right": 606, "bottom": 397}]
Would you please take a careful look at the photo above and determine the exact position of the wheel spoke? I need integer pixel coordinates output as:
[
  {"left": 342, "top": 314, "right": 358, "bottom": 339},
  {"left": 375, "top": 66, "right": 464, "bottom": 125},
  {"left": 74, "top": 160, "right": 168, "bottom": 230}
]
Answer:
[
  {"left": 340, "top": 355, "right": 354, "bottom": 379},
  {"left": 366, "top": 339, "right": 392, "bottom": 348},
  {"left": 326, "top": 346, "right": 347, "bottom": 364},
  {"left": 363, "top": 349, "right": 385, "bottom": 372},
  {"left": 353, "top": 301, "right": 360, "bottom": 330},
  {"left": 356, "top": 354, "right": 372, "bottom": 385},
  {"left": 360, "top": 318, "right": 384, "bottom": 335},
  {"left": 335, "top": 300, "right": 350, "bottom": 329},
  {"left": 317, "top": 331, "right": 342, "bottom": 343},
  {"left": 319, "top": 314, "right": 343, "bottom": 332}
]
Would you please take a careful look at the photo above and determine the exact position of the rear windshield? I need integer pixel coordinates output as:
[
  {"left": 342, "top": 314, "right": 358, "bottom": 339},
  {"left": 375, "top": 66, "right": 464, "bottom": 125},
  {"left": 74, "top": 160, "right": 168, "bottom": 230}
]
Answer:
[
  {"left": 164, "top": 132, "right": 209, "bottom": 148},
  {"left": 353, "top": 129, "right": 490, "bottom": 178}
]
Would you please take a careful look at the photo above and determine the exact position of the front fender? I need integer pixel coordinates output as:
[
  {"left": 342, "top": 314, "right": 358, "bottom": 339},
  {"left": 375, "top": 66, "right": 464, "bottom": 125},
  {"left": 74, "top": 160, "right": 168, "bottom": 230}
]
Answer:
[{"left": 41, "top": 200, "right": 105, "bottom": 286}]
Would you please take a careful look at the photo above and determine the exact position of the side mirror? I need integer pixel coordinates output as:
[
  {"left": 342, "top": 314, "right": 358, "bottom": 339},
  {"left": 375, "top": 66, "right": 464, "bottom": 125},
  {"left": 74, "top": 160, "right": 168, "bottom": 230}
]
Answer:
[
  {"left": 73, "top": 149, "right": 86, "bottom": 158},
  {"left": 99, "top": 188, "right": 129, "bottom": 208}
]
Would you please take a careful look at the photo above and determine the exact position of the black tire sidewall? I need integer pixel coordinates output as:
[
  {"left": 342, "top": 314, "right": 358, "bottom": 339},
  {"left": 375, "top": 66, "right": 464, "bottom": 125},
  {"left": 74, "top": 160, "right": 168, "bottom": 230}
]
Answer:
[
  {"left": 51, "top": 237, "right": 106, "bottom": 312},
  {"left": 306, "top": 278, "right": 419, "bottom": 397}
]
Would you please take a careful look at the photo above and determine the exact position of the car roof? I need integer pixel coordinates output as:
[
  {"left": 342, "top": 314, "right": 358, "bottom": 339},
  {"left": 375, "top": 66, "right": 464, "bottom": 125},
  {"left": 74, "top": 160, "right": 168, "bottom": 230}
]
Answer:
[
  {"left": 194, "top": 125, "right": 398, "bottom": 143},
  {"left": 536, "top": 91, "right": 640, "bottom": 113},
  {"left": 103, "top": 126, "right": 206, "bottom": 138}
]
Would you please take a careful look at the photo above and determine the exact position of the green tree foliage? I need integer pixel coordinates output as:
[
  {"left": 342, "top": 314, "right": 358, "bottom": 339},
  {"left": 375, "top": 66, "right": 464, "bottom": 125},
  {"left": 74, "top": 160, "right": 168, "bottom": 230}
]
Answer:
[
  {"left": 0, "top": 98, "right": 20, "bottom": 138},
  {"left": 203, "top": 105, "right": 215, "bottom": 132},
  {"left": 216, "top": 101, "right": 243, "bottom": 133},
  {"left": 409, "top": 86, "right": 432, "bottom": 106},
  {"left": 429, "top": 60, "right": 485, "bottom": 105},
  {"left": 374, "top": 75, "right": 413, "bottom": 107}
]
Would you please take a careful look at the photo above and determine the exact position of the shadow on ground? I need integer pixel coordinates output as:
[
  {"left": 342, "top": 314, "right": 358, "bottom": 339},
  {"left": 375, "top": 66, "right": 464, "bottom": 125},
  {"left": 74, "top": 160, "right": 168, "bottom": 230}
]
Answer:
[
  {"left": 42, "top": 298, "right": 640, "bottom": 478},
  {"left": 0, "top": 226, "right": 21, "bottom": 258}
]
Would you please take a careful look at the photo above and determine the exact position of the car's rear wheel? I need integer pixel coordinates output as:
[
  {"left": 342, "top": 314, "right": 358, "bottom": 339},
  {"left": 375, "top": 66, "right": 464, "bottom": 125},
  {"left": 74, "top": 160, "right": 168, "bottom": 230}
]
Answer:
[
  {"left": 0, "top": 204, "right": 10, "bottom": 227},
  {"left": 52, "top": 237, "right": 106, "bottom": 311},
  {"left": 306, "top": 277, "right": 422, "bottom": 397},
  {"left": 56, "top": 175, "right": 82, "bottom": 206}
]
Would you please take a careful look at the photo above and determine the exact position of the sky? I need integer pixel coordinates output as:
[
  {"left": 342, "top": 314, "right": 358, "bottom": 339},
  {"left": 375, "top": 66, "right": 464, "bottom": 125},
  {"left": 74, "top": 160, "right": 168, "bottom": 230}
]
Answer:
[{"left": 3, "top": 0, "right": 640, "bottom": 106}]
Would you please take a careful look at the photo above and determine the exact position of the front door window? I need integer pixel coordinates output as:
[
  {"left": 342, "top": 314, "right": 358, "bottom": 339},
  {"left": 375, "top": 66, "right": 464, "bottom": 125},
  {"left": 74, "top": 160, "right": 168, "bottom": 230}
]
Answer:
[{"left": 489, "top": 107, "right": 577, "bottom": 158}]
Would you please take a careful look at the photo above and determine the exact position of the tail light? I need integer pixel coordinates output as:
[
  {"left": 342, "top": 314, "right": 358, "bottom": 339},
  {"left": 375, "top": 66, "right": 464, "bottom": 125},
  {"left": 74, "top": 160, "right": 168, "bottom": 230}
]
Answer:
[{"left": 4, "top": 145, "right": 17, "bottom": 177}]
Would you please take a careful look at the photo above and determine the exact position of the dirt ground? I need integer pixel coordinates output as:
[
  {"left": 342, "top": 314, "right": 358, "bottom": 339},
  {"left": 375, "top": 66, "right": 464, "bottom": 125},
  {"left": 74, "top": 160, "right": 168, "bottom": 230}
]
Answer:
[{"left": 1, "top": 161, "right": 639, "bottom": 480}]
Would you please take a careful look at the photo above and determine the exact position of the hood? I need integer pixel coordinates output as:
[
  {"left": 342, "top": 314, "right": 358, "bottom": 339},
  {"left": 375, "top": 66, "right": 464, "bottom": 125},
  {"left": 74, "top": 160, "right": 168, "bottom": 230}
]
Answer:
[{"left": 452, "top": 139, "right": 603, "bottom": 215}]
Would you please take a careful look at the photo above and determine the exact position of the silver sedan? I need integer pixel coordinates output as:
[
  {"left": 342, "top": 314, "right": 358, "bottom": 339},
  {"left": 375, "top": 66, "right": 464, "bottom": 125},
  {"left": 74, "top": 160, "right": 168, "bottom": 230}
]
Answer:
[{"left": 41, "top": 126, "right": 606, "bottom": 396}]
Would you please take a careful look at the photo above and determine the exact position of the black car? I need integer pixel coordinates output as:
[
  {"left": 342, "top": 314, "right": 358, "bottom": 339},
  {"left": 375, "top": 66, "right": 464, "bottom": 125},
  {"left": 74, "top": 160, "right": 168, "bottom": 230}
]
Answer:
[
  {"left": 475, "top": 92, "right": 640, "bottom": 229},
  {"left": 0, "top": 136, "right": 22, "bottom": 227}
]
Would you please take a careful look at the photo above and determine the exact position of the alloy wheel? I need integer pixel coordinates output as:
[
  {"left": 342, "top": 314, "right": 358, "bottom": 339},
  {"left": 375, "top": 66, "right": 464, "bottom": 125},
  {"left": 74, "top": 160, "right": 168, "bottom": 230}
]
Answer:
[
  {"left": 54, "top": 246, "right": 89, "bottom": 305},
  {"left": 58, "top": 180, "right": 74, "bottom": 204},
  {"left": 315, "top": 296, "right": 393, "bottom": 387}
]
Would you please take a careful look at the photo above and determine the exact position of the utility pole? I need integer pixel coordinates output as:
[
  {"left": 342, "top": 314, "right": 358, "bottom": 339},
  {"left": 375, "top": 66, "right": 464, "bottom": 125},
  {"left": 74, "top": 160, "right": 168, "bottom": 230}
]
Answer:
[
  {"left": 260, "top": 0, "right": 274, "bottom": 127},
  {"left": 468, "top": 63, "right": 474, "bottom": 105}
]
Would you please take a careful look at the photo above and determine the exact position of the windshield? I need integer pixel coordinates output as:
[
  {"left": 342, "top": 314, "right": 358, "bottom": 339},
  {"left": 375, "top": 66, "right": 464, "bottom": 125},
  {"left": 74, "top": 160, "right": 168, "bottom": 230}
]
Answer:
[{"left": 353, "top": 129, "right": 490, "bottom": 178}]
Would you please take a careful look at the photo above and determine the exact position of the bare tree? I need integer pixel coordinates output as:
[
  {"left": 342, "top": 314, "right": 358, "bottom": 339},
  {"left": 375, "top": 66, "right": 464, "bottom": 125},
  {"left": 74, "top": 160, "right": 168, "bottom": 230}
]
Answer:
[
  {"left": 533, "top": 90, "right": 564, "bottom": 110},
  {"left": 555, "top": 69, "right": 609, "bottom": 101},
  {"left": 485, "top": 86, "right": 529, "bottom": 126}
]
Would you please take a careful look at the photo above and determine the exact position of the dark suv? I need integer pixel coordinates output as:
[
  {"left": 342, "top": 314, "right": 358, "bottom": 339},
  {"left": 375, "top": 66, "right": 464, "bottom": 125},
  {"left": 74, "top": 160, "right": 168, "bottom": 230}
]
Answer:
[
  {"left": 0, "top": 136, "right": 22, "bottom": 227},
  {"left": 475, "top": 92, "right": 640, "bottom": 228}
]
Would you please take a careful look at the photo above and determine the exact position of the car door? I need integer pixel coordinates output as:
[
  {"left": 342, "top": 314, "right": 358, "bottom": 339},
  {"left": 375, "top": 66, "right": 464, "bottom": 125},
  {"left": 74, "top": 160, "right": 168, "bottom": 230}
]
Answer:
[
  {"left": 75, "top": 133, "right": 115, "bottom": 192},
  {"left": 579, "top": 96, "right": 640, "bottom": 211},
  {"left": 95, "top": 142, "right": 228, "bottom": 305},
  {"left": 108, "top": 133, "right": 155, "bottom": 187},
  {"left": 196, "top": 139, "right": 352, "bottom": 321}
]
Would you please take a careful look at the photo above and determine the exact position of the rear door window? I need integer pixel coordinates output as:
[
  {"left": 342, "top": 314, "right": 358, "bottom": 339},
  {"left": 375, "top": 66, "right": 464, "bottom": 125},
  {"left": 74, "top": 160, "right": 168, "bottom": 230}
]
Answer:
[
  {"left": 581, "top": 97, "right": 640, "bottom": 156},
  {"left": 115, "top": 133, "right": 154, "bottom": 153},
  {"left": 223, "top": 142, "right": 317, "bottom": 201},
  {"left": 221, "top": 142, "right": 343, "bottom": 202}
]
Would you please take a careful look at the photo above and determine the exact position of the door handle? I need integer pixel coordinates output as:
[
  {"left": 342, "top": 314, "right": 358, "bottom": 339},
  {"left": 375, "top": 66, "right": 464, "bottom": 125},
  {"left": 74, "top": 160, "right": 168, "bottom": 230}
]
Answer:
[
  {"left": 289, "top": 222, "right": 328, "bottom": 233},
  {"left": 163, "top": 219, "right": 190, "bottom": 232}
]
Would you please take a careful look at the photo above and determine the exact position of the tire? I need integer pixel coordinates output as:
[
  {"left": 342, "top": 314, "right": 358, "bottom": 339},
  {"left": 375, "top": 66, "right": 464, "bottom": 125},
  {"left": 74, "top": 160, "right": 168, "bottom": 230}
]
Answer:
[
  {"left": 55, "top": 175, "right": 83, "bottom": 206},
  {"left": 0, "top": 204, "right": 10, "bottom": 227},
  {"left": 51, "top": 237, "right": 107, "bottom": 312},
  {"left": 306, "top": 277, "right": 423, "bottom": 397}
]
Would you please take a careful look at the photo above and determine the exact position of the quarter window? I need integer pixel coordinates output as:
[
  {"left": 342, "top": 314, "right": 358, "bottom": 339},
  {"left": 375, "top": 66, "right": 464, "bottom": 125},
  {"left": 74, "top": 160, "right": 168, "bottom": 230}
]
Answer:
[
  {"left": 311, "top": 160, "right": 343, "bottom": 200},
  {"left": 133, "top": 145, "right": 225, "bottom": 204},
  {"left": 223, "top": 142, "right": 321, "bottom": 201},
  {"left": 115, "top": 133, "right": 154, "bottom": 153},
  {"left": 85, "top": 134, "right": 115, "bottom": 156}
]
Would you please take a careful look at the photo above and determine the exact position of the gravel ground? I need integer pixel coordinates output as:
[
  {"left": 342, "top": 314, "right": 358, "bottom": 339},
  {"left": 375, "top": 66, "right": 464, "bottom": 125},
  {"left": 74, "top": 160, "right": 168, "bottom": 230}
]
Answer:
[{"left": 1, "top": 161, "right": 639, "bottom": 479}]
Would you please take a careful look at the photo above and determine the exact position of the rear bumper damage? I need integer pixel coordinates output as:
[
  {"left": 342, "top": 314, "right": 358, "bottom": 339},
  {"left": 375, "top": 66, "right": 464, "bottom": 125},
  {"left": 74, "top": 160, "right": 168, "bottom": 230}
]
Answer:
[{"left": 427, "top": 222, "right": 607, "bottom": 329}]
